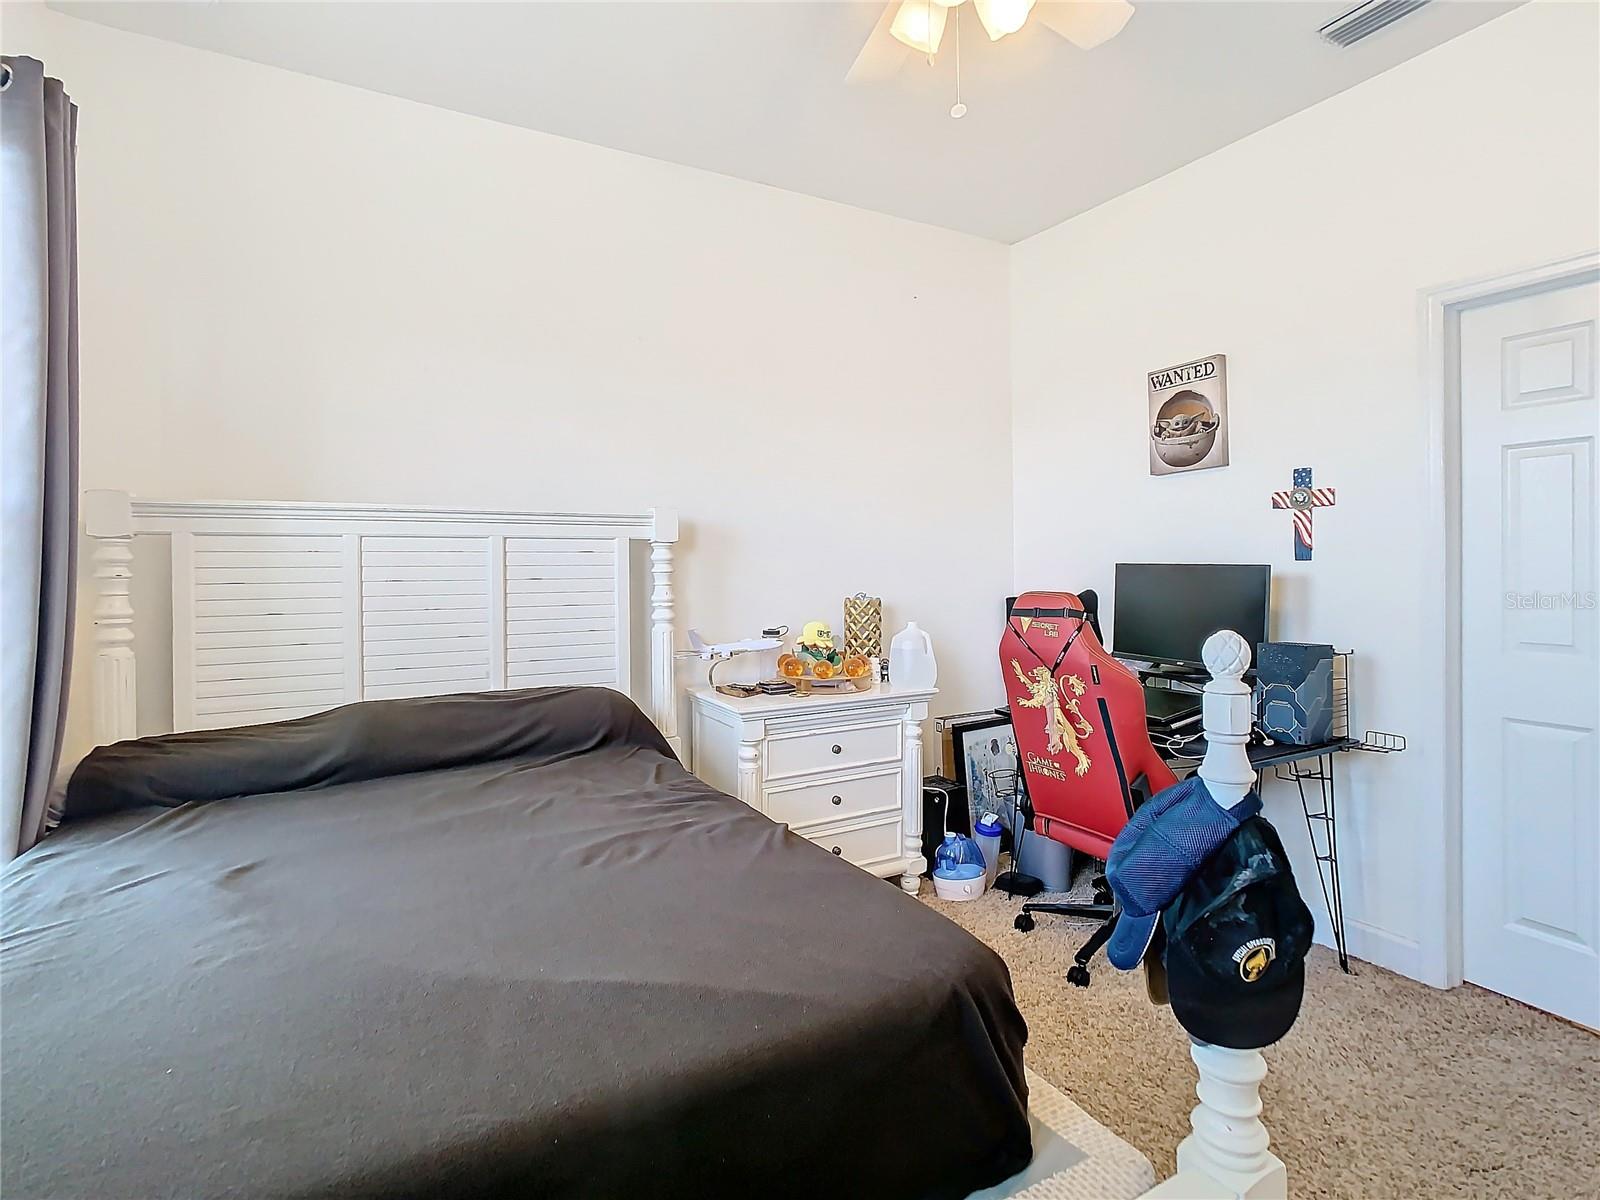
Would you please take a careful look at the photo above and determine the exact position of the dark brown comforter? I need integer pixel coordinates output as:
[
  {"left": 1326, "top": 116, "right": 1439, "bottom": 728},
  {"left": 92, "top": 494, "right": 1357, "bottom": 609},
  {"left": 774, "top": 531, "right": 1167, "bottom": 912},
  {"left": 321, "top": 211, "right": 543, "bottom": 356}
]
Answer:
[{"left": 1, "top": 687, "right": 1030, "bottom": 1199}]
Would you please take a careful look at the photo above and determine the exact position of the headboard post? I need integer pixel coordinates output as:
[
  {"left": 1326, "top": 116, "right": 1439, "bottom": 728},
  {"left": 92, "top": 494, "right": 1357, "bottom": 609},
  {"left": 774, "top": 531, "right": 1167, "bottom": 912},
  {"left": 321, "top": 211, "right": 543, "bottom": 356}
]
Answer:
[
  {"left": 82, "top": 489, "right": 138, "bottom": 744},
  {"left": 649, "top": 508, "right": 681, "bottom": 755}
]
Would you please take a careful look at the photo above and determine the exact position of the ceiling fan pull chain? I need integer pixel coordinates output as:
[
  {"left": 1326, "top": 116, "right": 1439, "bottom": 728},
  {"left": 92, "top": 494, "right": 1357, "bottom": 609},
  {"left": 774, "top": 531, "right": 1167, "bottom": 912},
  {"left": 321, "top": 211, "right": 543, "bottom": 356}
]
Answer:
[{"left": 951, "top": 3, "right": 967, "bottom": 118}]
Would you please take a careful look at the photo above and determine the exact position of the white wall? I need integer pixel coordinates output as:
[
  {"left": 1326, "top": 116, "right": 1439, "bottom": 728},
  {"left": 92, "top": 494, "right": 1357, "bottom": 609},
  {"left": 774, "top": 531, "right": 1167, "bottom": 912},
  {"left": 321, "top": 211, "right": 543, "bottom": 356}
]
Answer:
[
  {"left": 2, "top": 3, "right": 1013, "bottom": 765},
  {"left": 1011, "top": 0, "right": 1600, "bottom": 981},
  {"left": 12, "top": 0, "right": 1596, "bottom": 987}
]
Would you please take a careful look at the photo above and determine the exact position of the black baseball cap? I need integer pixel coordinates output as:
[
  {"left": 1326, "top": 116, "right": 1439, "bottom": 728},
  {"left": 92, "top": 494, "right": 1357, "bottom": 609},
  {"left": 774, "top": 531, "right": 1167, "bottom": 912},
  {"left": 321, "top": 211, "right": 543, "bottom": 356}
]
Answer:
[{"left": 1162, "top": 815, "right": 1313, "bottom": 1050}]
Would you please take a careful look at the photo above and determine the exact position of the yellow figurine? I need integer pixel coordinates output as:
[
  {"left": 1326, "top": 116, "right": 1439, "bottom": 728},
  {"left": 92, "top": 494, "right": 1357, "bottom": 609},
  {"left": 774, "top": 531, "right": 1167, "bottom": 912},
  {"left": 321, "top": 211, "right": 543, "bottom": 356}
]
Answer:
[
  {"left": 795, "top": 621, "right": 842, "bottom": 671},
  {"left": 796, "top": 621, "right": 835, "bottom": 651},
  {"left": 782, "top": 622, "right": 872, "bottom": 692}
]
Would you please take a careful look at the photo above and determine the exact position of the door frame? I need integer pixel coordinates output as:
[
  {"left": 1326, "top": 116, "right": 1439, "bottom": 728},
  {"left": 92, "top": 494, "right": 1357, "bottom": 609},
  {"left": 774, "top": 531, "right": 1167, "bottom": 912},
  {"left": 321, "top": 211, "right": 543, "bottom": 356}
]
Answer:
[{"left": 1418, "top": 250, "right": 1600, "bottom": 990}]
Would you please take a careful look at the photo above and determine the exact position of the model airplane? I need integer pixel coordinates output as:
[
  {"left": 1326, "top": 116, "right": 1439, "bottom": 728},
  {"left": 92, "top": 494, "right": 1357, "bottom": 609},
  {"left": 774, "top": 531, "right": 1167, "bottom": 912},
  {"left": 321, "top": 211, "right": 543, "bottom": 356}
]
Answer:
[{"left": 684, "top": 629, "right": 785, "bottom": 660}]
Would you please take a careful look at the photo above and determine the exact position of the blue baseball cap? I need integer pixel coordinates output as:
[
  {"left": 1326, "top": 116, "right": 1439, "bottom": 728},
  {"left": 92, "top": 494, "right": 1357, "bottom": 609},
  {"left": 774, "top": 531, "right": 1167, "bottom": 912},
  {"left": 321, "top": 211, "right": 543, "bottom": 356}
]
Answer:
[{"left": 1104, "top": 776, "right": 1261, "bottom": 971}]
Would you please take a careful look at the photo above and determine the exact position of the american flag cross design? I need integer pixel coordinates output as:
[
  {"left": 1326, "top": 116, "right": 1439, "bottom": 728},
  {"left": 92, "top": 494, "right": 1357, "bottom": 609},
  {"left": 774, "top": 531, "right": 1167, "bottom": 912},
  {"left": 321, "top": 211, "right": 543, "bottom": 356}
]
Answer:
[{"left": 1271, "top": 466, "right": 1337, "bottom": 561}]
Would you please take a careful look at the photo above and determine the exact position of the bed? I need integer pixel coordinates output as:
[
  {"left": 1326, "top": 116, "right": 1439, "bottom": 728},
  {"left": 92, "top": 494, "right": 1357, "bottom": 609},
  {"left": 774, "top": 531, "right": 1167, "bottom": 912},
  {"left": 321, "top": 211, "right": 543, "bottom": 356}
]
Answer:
[{"left": 1, "top": 494, "right": 1032, "bottom": 1199}]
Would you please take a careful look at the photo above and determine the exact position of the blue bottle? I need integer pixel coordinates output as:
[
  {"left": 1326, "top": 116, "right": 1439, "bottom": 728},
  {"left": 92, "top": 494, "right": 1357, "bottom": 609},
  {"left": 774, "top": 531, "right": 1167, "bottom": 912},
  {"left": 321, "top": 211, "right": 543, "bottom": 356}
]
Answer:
[{"left": 973, "top": 812, "right": 1005, "bottom": 890}]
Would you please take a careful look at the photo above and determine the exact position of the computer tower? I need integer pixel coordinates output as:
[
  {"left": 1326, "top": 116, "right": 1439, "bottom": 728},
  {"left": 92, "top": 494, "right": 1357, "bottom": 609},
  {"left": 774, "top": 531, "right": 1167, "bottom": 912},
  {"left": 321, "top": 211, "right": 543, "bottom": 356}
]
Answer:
[{"left": 1255, "top": 642, "right": 1336, "bottom": 746}]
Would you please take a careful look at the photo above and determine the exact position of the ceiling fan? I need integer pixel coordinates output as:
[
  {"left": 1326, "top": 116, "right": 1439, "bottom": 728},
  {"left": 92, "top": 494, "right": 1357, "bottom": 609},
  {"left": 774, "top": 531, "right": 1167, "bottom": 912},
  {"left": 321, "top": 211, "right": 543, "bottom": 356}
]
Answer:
[{"left": 847, "top": 0, "right": 1136, "bottom": 84}]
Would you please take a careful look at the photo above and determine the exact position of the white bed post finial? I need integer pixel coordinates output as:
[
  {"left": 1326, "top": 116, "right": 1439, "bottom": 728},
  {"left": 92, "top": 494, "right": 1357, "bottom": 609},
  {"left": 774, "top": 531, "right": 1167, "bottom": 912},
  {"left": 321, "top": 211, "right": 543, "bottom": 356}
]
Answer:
[
  {"left": 82, "top": 490, "right": 138, "bottom": 745},
  {"left": 1199, "top": 631, "right": 1254, "bottom": 809},
  {"left": 649, "top": 509, "right": 680, "bottom": 756},
  {"left": 1164, "top": 630, "right": 1286, "bottom": 1200}
]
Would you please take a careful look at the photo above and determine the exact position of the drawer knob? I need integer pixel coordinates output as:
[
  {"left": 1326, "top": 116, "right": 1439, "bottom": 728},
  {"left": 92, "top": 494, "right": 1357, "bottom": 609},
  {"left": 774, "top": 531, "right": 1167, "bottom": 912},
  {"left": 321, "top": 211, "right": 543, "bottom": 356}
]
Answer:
[
  {"left": 831, "top": 794, "right": 843, "bottom": 806},
  {"left": 831, "top": 846, "right": 843, "bottom": 855},
  {"left": 831, "top": 744, "right": 843, "bottom": 755}
]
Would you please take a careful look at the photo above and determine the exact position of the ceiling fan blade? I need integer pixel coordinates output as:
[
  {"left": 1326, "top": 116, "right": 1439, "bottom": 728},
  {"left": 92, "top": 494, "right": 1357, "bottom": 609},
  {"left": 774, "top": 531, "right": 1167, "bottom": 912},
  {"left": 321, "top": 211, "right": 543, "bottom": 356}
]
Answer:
[
  {"left": 1035, "top": 0, "right": 1135, "bottom": 50},
  {"left": 846, "top": 4, "right": 914, "bottom": 84}
]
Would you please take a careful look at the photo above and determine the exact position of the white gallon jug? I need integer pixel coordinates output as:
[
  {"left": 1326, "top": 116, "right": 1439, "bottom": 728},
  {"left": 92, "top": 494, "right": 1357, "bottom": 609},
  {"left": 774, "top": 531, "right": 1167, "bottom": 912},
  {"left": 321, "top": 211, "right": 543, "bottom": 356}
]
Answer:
[{"left": 889, "top": 622, "right": 937, "bottom": 688}]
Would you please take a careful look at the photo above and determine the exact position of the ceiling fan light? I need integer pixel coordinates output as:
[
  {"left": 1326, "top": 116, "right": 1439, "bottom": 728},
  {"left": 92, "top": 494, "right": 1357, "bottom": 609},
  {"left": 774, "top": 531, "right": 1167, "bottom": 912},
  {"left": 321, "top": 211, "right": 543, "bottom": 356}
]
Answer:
[
  {"left": 1039, "top": 0, "right": 1134, "bottom": 50},
  {"left": 973, "top": 0, "right": 1037, "bottom": 41},
  {"left": 890, "top": 1, "right": 949, "bottom": 55}
]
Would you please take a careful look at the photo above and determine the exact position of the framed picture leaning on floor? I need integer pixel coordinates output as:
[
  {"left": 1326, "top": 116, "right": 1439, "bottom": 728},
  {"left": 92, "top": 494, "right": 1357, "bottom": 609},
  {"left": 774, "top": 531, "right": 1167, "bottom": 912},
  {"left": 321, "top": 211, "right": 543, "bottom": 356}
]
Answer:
[{"left": 949, "top": 713, "right": 1021, "bottom": 834}]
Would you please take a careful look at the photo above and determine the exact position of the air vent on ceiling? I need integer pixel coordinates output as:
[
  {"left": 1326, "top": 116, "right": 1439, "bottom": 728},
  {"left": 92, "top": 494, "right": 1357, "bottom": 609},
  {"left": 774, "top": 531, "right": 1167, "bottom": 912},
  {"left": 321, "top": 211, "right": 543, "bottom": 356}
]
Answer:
[{"left": 1319, "top": 0, "right": 1431, "bottom": 47}]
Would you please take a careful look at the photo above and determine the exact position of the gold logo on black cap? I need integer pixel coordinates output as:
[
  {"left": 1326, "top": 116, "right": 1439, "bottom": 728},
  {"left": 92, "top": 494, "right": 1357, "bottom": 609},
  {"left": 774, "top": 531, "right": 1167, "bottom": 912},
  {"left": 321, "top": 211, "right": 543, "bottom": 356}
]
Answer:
[{"left": 1232, "top": 938, "right": 1276, "bottom": 983}]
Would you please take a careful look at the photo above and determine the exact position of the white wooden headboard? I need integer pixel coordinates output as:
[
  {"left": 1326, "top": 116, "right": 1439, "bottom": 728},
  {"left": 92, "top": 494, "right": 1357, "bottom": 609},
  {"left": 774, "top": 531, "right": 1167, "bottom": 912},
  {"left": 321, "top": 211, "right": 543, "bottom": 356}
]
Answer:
[{"left": 81, "top": 491, "right": 679, "bottom": 753}]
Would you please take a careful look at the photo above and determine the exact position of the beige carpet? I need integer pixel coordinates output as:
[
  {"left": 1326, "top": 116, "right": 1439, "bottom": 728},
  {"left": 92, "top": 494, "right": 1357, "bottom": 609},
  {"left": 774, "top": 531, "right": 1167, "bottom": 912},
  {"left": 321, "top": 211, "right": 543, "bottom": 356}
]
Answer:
[{"left": 920, "top": 887, "right": 1600, "bottom": 1200}]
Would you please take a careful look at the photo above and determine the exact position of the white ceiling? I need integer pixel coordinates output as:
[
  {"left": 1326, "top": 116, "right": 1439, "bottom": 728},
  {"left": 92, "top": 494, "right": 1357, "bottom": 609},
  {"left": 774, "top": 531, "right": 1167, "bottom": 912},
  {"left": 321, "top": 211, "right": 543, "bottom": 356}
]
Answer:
[{"left": 50, "top": 1, "right": 1519, "bottom": 243}]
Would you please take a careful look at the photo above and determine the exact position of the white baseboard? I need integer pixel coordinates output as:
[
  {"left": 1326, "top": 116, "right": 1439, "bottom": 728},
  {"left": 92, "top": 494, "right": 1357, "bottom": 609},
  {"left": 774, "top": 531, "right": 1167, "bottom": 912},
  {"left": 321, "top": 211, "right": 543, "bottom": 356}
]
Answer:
[{"left": 1338, "top": 920, "right": 1428, "bottom": 983}]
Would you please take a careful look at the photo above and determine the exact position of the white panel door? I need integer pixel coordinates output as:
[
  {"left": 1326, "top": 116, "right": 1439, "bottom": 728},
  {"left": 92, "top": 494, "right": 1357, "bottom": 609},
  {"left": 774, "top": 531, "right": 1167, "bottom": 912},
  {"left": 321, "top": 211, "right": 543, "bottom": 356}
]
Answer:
[{"left": 1460, "top": 278, "right": 1600, "bottom": 1028}]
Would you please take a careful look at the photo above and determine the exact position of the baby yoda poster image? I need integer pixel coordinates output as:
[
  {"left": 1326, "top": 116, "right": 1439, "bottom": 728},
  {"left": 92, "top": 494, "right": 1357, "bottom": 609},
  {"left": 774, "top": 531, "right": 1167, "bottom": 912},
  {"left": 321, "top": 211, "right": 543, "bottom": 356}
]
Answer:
[{"left": 1148, "top": 353, "right": 1229, "bottom": 476}]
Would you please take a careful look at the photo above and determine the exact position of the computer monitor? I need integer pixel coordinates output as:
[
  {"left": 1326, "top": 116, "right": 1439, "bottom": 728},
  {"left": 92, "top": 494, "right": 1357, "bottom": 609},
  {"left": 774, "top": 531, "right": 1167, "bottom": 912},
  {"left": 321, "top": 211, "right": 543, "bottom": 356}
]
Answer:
[{"left": 1111, "top": 563, "right": 1270, "bottom": 670}]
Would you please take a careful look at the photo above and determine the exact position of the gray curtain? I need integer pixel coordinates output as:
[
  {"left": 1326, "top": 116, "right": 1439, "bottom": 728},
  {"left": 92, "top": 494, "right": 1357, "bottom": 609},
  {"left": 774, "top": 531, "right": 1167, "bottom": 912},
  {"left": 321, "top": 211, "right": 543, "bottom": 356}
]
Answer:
[{"left": 1, "top": 57, "right": 79, "bottom": 862}]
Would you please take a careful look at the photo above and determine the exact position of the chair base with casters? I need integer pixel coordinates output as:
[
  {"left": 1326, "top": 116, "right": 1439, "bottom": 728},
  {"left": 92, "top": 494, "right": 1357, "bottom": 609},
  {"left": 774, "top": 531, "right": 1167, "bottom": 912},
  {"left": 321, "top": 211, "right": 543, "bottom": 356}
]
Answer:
[
  {"left": 1015, "top": 906, "right": 1119, "bottom": 988},
  {"left": 1010, "top": 848, "right": 1120, "bottom": 986}
]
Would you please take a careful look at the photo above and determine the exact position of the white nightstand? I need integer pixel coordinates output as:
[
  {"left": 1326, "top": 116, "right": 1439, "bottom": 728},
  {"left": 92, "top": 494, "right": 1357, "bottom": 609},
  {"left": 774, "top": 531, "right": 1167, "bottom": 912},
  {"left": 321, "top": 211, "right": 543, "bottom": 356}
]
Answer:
[{"left": 689, "top": 684, "right": 937, "bottom": 892}]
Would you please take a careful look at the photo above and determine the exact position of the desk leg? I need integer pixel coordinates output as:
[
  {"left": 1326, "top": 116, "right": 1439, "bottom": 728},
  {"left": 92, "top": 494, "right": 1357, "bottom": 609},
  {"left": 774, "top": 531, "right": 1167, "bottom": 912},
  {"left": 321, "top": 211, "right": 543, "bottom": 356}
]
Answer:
[{"left": 1288, "top": 751, "right": 1350, "bottom": 974}]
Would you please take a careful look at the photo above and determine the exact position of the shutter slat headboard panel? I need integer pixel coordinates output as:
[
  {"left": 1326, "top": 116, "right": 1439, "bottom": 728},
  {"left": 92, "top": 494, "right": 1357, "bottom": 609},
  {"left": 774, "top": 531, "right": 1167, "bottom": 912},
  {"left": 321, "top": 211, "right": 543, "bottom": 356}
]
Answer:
[
  {"left": 178, "top": 530, "right": 350, "bottom": 728},
  {"left": 360, "top": 535, "right": 493, "bottom": 705},
  {"left": 504, "top": 534, "right": 621, "bottom": 692},
  {"left": 80, "top": 494, "right": 679, "bottom": 753}
]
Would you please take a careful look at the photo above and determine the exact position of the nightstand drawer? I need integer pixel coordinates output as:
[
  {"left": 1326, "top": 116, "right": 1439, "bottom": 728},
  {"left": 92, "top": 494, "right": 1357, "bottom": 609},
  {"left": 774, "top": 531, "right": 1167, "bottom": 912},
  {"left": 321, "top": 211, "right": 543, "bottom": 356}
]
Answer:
[
  {"left": 807, "top": 817, "right": 902, "bottom": 869},
  {"left": 767, "top": 770, "right": 900, "bottom": 830},
  {"left": 766, "top": 721, "right": 901, "bottom": 780}
]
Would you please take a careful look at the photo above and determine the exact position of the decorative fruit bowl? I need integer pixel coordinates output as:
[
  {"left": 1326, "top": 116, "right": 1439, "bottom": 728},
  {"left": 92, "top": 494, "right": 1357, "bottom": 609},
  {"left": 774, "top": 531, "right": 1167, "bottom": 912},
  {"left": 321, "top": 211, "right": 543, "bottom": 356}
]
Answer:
[
  {"left": 777, "top": 621, "right": 874, "bottom": 693},
  {"left": 778, "top": 651, "right": 874, "bottom": 694}
]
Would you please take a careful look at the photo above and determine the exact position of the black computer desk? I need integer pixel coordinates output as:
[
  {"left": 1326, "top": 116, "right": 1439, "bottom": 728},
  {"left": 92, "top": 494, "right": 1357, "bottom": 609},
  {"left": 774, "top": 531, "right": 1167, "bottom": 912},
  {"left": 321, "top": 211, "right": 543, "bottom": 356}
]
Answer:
[
  {"left": 1157, "top": 734, "right": 1363, "bottom": 973},
  {"left": 994, "top": 689, "right": 1399, "bottom": 973}
]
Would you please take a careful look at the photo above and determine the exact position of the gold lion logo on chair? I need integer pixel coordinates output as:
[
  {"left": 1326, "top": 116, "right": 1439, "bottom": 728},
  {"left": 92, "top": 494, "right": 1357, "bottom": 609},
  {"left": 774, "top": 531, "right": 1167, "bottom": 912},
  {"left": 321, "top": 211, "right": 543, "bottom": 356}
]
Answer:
[{"left": 1011, "top": 661, "right": 1094, "bottom": 777}]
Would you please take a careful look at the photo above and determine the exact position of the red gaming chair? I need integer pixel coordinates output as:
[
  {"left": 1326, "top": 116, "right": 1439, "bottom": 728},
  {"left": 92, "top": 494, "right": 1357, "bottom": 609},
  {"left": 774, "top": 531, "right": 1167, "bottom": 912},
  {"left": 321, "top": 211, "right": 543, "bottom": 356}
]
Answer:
[{"left": 1000, "top": 591, "right": 1178, "bottom": 985}]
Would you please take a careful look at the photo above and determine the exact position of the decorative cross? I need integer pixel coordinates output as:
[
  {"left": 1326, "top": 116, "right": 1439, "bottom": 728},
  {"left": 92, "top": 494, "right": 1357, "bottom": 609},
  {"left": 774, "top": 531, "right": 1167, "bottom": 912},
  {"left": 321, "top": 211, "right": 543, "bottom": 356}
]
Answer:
[{"left": 1271, "top": 467, "right": 1336, "bottom": 561}]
